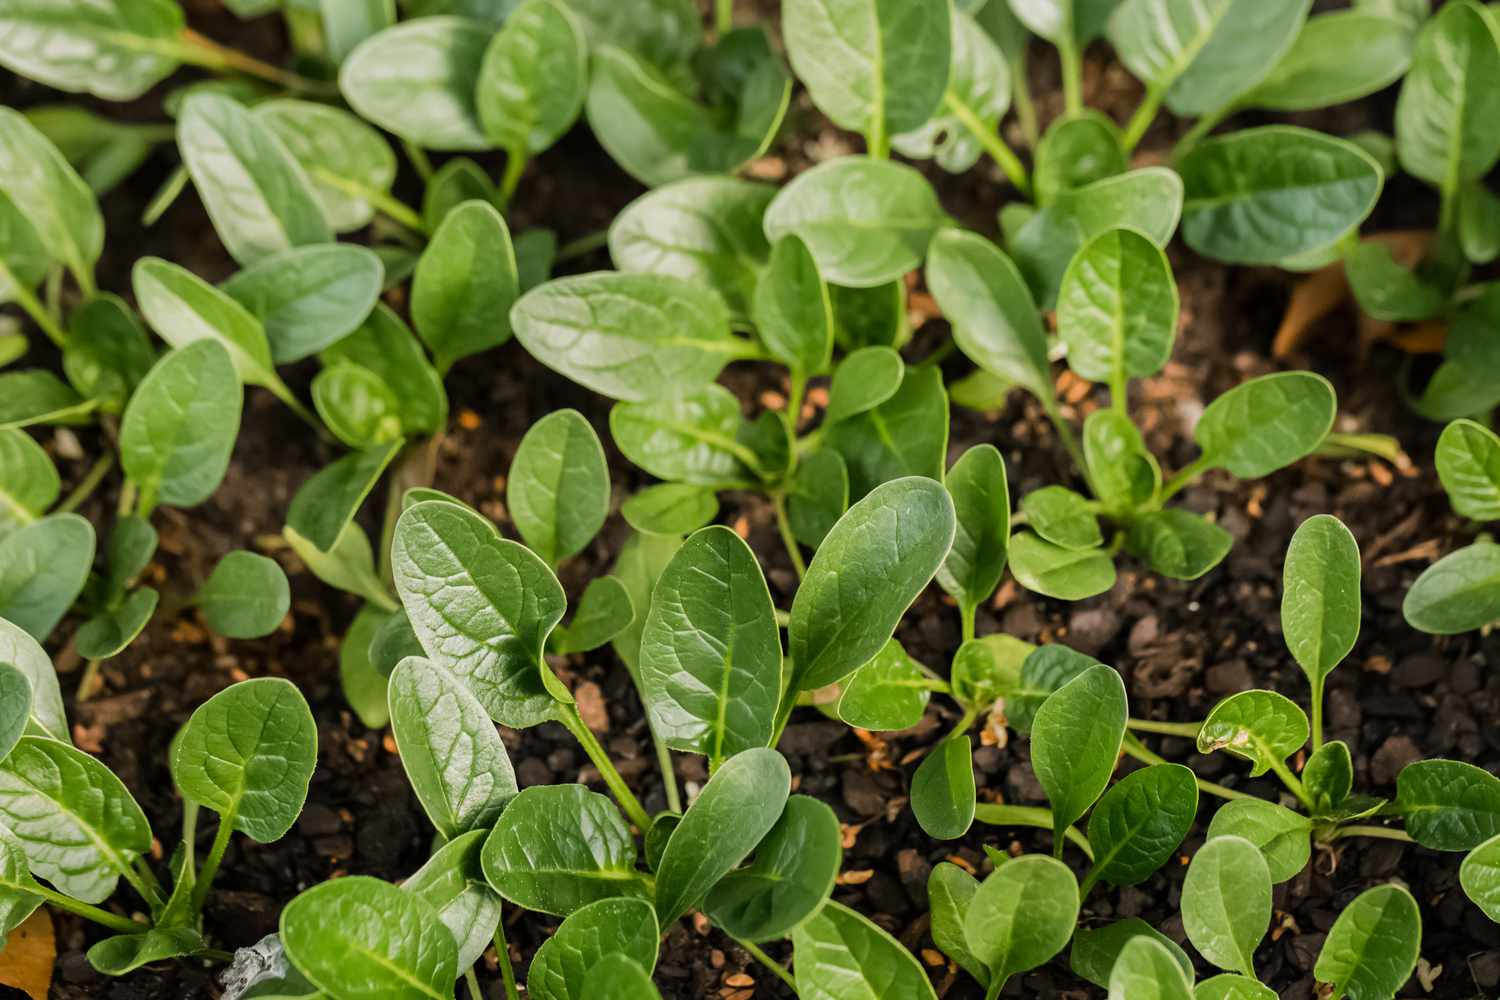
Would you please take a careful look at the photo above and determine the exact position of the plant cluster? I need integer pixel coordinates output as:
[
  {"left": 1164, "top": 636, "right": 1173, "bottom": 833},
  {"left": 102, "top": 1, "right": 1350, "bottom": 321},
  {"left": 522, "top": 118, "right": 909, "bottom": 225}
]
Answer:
[{"left": 0, "top": 0, "right": 1497, "bottom": 998}]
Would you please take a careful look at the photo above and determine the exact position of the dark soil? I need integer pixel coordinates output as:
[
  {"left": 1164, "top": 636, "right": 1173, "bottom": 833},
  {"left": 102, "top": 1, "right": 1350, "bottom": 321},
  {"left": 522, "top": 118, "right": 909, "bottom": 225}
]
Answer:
[{"left": 5, "top": 4, "right": 1497, "bottom": 998}]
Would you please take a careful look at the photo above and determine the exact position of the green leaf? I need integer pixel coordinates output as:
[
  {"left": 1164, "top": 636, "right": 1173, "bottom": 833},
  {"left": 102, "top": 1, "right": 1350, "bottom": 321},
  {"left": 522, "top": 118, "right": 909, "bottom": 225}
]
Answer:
[
  {"left": 1084, "top": 409, "right": 1160, "bottom": 513},
  {"left": 177, "top": 93, "right": 331, "bottom": 267},
  {"left": 401, "top": 830, "right": 501, "bottom": 971},
  {"left": 552, "top": 576, "right": 635, "bottom": 655},
  {"left": 893, "top": 9, "right": 1009, "bottom": 172},
  {"left": 622, "top": 484, "right": 718, "bottom": 537},
  {"left": 788, "top": 448, "right": 849, "bottom": 549},
  {"left": 1058, "top": 227, "right": 1177, "bottom": 386},
  {"left": 1003, "top": 645, "right": 1100, "bottom": 734},
  {"left": 389, "top": 658, "right": 516, "bottom": 840},
  {"left": 1241, "top": 10, "right": 1413, "bottom": 111},
  {"left": 639, "top": 527, "right": 780, "bottom": 764},
  {"left": 0, "top": 664, "right": 29, "bottom": 762},
  {"left": 928, "top": 862, "right": 987, "bottom": 986},
  {"left": 172, "top": 678, "right": 314, "bottom": 841},
  {"left": 413, "top": 200, "right": 519, "bottom": 372},
  {"left": 825, "top": 346, "right": 904, "bottom": 425},
  {"left": 1033, "top": 663, "right": 1127, "bottom": 846},
  {"left": 0, "top": 191, "right": 47, "bottom": 308},
  {"left": 1179, "top": 128, "right": 1382, "bottom": 265},
  {"left": 950, "top": 633, "right": 1033, "bottom": 712},
  {"left": 1008, "top": 0, "right": 1117, "bottom": 42},
  {"left": 287, "top": 442, "right": 401, "bottom": 552},
  {"left": 1022, "top": 486, "right": 1102, "bottom": 550},
  {"left": 76, "top": 588, "right": 158, "bottom": 661},
  {"left": 1107, "top": 0, "right": 1310, "bottom": 117},
  {"left": 1086, "top": 764, "right": 1197, "bottom": 888},
  {"left": 62, "top": 294, "right": 156, "bottom": 413},
  {"left": 119, "top": 340, "right": 241, "bottom": 511},
  {"left": 477, "top": 0, "right": 588, "bottom": 155},
  {"left": 281, "top": 876, "right": 458, "bottom": 1000},
  {"left": 911, "top": 734, "right": 976, "bottom": 840},
  {"left": 1109, "top": 935, "right": 1194, "bottom": 1000},
  {"left": 704, "top": 794, "right": 840, "bottom": 941},
  {"left": 0, "top": 736, "right": 150, "bottom": 902},
  {"left": 1181, "top": 835, "right": 1271, "bottom": 976},
  {"left": 1195, "top": 975, "right": 1277, "bottom": 1000},
  {"left": 1397, "top": 759, "right": 1500, "bottom": 851},
  {"left": 481, "top": 784, "right": 648, "bottom": 915},
  {"left": 782, "top": 0, "right": 950, "bottom": 143},
  {"left": 1125, "top": 509, "right": 1232, "bottom": 581},
  {"left": 609, "top": 532, "right": 683, "bottom": 678},
  {"left": 790, "top": 477, "right": 956, "bottom": 691},
  {"left": 1194, "top": 371, "right": 1337, "bottom": 478},
  {"left": 609, "top": 177, "right": 773, "bottom": 322},
  {"left": 1205, "top": 798, "right": 1311, "bottom": 883},
  {"left": 1395, "top": 0, "right": 1500, "bottom": 190},
  {"left": 323, "top": 304, "right": 447, "bottom": 436},
  {"left": 826, "top": 364, "right": 949, "bottom": 499},
  {"left": 287, "top": 521, "right": 391, "bottom": 611},
  {"left": 0, "top": 0, "right": 183, "bottom": 101},
  {"left": 0, "top": 617, "right": 66, "bottom": 742},
  {"left": 508, "top": 409, "right": 609, "bottom": 566},
  {"left": 1436, "top": 418, "right": 1500, "bottom": 522},
  {"left": 655, "top": 746, "right": 790, "bottom": 925},
  {"left": 1407, "top": 541, "right": 1500, "bottom": 634},
  {"left": 340, "top": 605, "right": 393, "bottom": 729},
  {"left": 1305, "top": 740, "right": 1354, "bottom": 813},
  {"left": 611, "top": 384, "right": 758, "bottom": 488},
  {"left": 1033, "top": 111, "right": 1127, "bottom": 205},
  {"left": 754, "top": 235, "right": 834, "bottom": 375},
  {"left": 222, "top": 245, "right": 384, "bottom": 364},
  {"left": 339, "top": 16, "right": 490, "bottom": 150},
  {"left": 1460, "top": 181, "right": 1500, "bottom": 264},
  {"left": 0, "top": 370, "right": 94, "bottom": 429},
  {"left": 1412, "top": 285, "right": 1500, "bottom": 422},
  {"left": 526, "top": 897, "right": 659, "bottom": 1000},
  {"left": 792, "top": 900, "right": 939, "bottom": 1000},
  {"left": 837, "top": 639, "right": 930, "bottom": 732},
  {"left": 513, "top": 272, "right": 746, "bottom": 401},
  {"left": 195, "top": 550, "right": 288, "bottom": 639},
  {"left": 87, "top": 927, "right": 203, "bottom": 976},
  {"left": 831, "top": 279, "right": 906, "bottom": 350},
  {"left": 393, "top": 500, "right": 567, "bottom": 729},
  {"left": 584, "top": 955, "right": 662, "bottom": 999},
  {"left": 925, "top": 229, "right": 1050, "bottom": 397},
  {"left": 256, "top": 98, "right": 395, "bottom": 233},
  {"left": 1281, "top": 514, "right": 1361, "bottom": 695},
  {"left": 0, "top": 107, "right": 103, "bottom": 286},
  {"left": 1314, "top": 883, "right": 1421, "bottom": 1000},
  {"left": 0, "top": 514, "right": 94, "bottom": 641},
  {"left": 0, "top": 823, "right": 42, "bottom": 948},
  {"left": 1008, "top": 531, "right": 1116, "bottom": 600},
  {"left": 1344, "top": 241, "right": 1448, "bottom": 323},
  {"left": 1460, "top": 832, "right": 1500, "bottom": 921},
  {"left": 1072, "top": 918, "right": 1194, "bottom": 991},
  {"left": 0, "top": 430, "right": 57, "bottom": 539},
  {"left": 312, "top": 363, "right": 403, "bottom": 449},
  {"left": 964, "top": 854, "right": 1079, "bottom": 986},
  {"left": 936, "top": 444, "right": 1010, "bottom": 617},
  {"left": 422, "top": 156, "right": 493, "bottom": 230},
  {"left": 1197, "top": 690, "right": 1308, "bottom": 778},
  {"left": 763, "top": 157, "right": 947, "bottom": 287}
]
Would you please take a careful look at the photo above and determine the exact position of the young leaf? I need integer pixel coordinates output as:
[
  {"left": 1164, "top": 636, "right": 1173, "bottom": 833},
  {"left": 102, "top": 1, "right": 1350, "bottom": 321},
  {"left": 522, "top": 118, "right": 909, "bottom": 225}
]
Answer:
[
  {"left": 195, "top": 550, "right": 288, "bottom": 639},
  {"left": 86, "top": 927, "right": 204, "bottom": 976},
  {"left": 585, "top": 954, "right": 662, "bottom": 999},
  {"left": 1194, "top": 372, "right": 1337, "bottom": 478},
  {"left": 0, "top": 430, "right": 57, "bottom": 539},
  {"left": 389, "top": 657, "right": 516, "bottom": 840},
  {"left": 1109, "top": 935, "right": 1194, "bottom": 1000},
  {"left": 75, "top": 588, "right": 159, "bottom": 661},
  {"left": 1125, "top": 509, "right": 1232, "bottom": 580},
  {"left": 654, "top": 747, "right": 790, "bottom": 925},
  {"left": 0, "top": 664, "right": 29, "bottom": 762},
  {"left": 392, "top": 500, "right": 567, "bottom": 729},
  {"left": 837, "top": 639, "right": 930, "bottom": 731},
  {"left": 1022, "top": 486, "right": 1103, "bottom": 550},
  {"left": 255, "top": 99, "right": 397, "bottom": 233},
  {"left": 476, "top": 0, "right": 588, "bottom": 155},
  {"left": 508, "top": 409, "right": 609, "bottom": 566},
  {"left": 1179, "top": 128, "right": 1382, "bottom": 265},
  {"left": 1072, "top": 918, "right": 1194, "bottom": 991},
  {"left": 782, "top": 0, "right": 950, "bottom": 147},
  {"left": 1313, "top": 884, "right": 1421, "bottom": 1000},
  {"left": 789, "top": 477, "right": 956, "bottom": 692},
  {"left": 281, "top": 876, "right": 458, "bottom": 1000},
  {"left": 322, "top": 304, "right": 447, "bottom": 436},
  {"left": 512, "top": 272, "right": 746, "bottom": 401},
  {"left": 1305, "top": 740, "right": 1354, "bottom": 813},
  {"left": 1195, "top": 975, "right": 1277, "bottom": 1000},
  {"left": 221, "top": 244, "right": 385, "bottom": 364},
  {"left": 403, "top": 830, "right": 503, "bottom": 971},
  {"left": 481, "top": 784, "right": 648, "bottom": 916},
  {"left": 609, "top": 532, "right": 683, "bottom": 678},
  {"left": 526, "top": 897, "right": 660, "bottom": 1000},
  {"left": 911, "top": 735, "right": 977, "bottom": 840},
  {"left": 893, "top": 9, "right": 1011, "bottom": 172},
  {"left": 0, "top": 514, "right": 95, "bottom": 641},
  {"left": 608, "top": 177, "right": 774, "bottom": 322},
  {"left": 622, "top": 484, "right": 718, "bottom": 537},
  {"left": 563, "top": 0, "right": 700, "bottom": 69},
  {"left": 1032, "top": 663, "right": 1127, "bottom": 847},
  {"left": 1197, "top": 690, "right": 1309, "bottom": 778},
  {"left": 951, "top": 634, "right": 1033, "bottom": 713},
  {"left": 1397, "top": 759, "right": 1500, "bottom": 851},
  {"left": 936, "top": 444, "right": 1010, "bottom": 621},
  {"left": 0, "top": 736, "right": 150, "bottom": 903},
  {"left": 312, "top": 363, "right": 403, "bottom": 449},
  {"left": 340, "top": 605, "right": 393, "bottom": 729},
  {"left": 0, "top": 108, "right": 103, "bottom": 288},
  {"left": 1282, "top": 514, "right": 1361, "bottom": 706},
  {"left": 1205, "top": 799, "right": 1311, "bottom": 883},
  {"left": 1033, "top": 112, "right": 1128, "bottom": 205},
  {"left": 1460, "top": 833, "right": 1500, "bottom": 922},
  {"left": 1181, "top": 835, "right": 1271, "bottom": 976},
  {"left": 1344, "top": 241, "right": 1449, "bottom": 324},
  {"left": 0, "top": 617, "right": 66, "bottom": 742},
  {"left": 763, "top": 157, "right": 947, "bottom": 287},
  {"left": 1085, "top": 764, "right": 1198, "bottom": 888},
  {"left": 286, "top": 442, "right": 401, "bottom": 552},
  {"left": 825, "top": 364, "right": 949, "bottom": 498},
  {"left": 551, "top": 576, "right": 635, "bottom": 655},
  {"left": 787, "top": 448, "right": 849, "bottom": 549},
  {"left": 422, "top": 156, "right": 493, "bottom": 230},
  {"left": 1403, "top": 540, "right": 1500, "bottom": 635},
  {"left": 1394, "top": 0, "right": 1500, "bottom": 191},
  {"left": 610, "top": 384, "right": 758, "bottom": 488},
  {"left": 1058, "top": 227, "right": 1177, "bottom": 388},
  {"left": 792, "top": 901, "right": 939, "bottom": 1000},
  {"left": 704, "top": 795, "right": 841, "bottom": 941},
  {"left": 177, "top": 93, "right": 331, "bottom": 267},
  {"left": 964, "top": 854, "right": 1079, "bottom": 987},
  {"left": 925, "top": 229, "right": 1051, "bottom": 398},
  {"left": 339, "top": 17, "right": 491, "bottom": 150},
  {"left": 1008, "top": 531, "right": 1117, "bottom": 600},
  {"left": 1239, "top": 10, "right": 1413, "bottom": 112},
  {"left": 0, "top": 0, "right": 184, "bottom": 101},
  {"left": 824, "top": 346, "right": 904, "bottom": 425},
  {"left": 62, "top": 294, "right": 156, "bottom": 413},
  {"left": 1436, "top": 419, "right": 1500, "bottom": 522},
  {"left": 929, "top": 862, "right": 988, "bottom": 986},
  {"left": 1085, "top": 410, "right": 1161, "bottom": 513},
  {"left": 754, "top": 235, "right": 833, "bottom": 376},
  {"left": 412, "top": 200, "right": 519, "bottom": 372},
  {"left": 0, "top": 370, "right": 94, "bottom": 429}
]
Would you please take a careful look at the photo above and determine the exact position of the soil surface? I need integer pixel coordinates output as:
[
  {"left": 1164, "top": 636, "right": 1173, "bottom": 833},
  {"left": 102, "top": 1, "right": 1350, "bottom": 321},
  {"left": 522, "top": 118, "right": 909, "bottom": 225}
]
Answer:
[{"left": 4, "top": 3, "right": 1497, "bottom": 998}]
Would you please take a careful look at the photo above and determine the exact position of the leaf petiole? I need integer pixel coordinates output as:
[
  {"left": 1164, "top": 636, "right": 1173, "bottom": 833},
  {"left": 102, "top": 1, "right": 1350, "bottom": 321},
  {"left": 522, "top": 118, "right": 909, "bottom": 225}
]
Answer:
[{"left": 560, "top": 706, "right": 652, "bottom": 831}]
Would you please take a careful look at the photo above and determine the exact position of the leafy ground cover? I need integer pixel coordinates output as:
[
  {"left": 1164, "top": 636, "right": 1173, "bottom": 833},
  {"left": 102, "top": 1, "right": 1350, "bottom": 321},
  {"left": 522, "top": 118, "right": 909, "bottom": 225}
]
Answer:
[{"left": 2, "top": 1, "right": 1500, "bottom": 998}]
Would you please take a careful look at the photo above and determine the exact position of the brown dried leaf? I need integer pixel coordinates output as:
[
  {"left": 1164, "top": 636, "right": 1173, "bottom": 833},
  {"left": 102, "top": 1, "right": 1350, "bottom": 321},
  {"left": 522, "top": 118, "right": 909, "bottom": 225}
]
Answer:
[{"left": 0, "top": 908, "right": 53, "bottom": 1000}]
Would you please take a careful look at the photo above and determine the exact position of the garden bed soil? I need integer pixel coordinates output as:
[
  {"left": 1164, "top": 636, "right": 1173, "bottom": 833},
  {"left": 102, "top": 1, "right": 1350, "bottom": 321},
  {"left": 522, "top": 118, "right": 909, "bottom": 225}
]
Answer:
[{"left": 5, "top": 6, "right": 1497, "bottom": 998}]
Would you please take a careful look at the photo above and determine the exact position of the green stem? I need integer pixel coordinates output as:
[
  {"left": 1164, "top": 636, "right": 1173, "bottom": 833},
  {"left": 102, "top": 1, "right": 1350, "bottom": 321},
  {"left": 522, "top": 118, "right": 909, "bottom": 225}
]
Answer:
[
  {"left": 310, "top": 168, "right": 425, "bottom": 233},
  {"left": 56, "top": 453, "right": 114, "bottom": 514},
  {"left": 190, "top": 814, "right": 235, "bottom": 914},
  {"left": 1122, "top": 736, "right": 1252, "bottom": 802},
  {"left": 866, "top": 116, "right": 889, "bottom": 160},
  {"left": 1158, "top": 455, "right": 1213, "bottom": 504},
  {"left": 972, "top": 804, "right": 1094, "bottom": 860},
  {"left": 1172, "top": 107, "right": 1232, "bottom": 161},
  {"left": 403, "top": 142, "right": 435, "bottom": 183},
  {"left": 556, "top": 230, "right": 611, "bottom": 263},
  {"left": 561, "top": 707, "right": 652, "bottom": 831},
  {"left": 1110, "top": 371, "right": 1128, "bottom": 417},
  {"left": 35, "top": 885, "right": 145, "bottom": 935},
  {"left": 496, "top": 150, "right": 528, "bottom": 212},
  {"left": 267, "top": 378, "right": 325, "bottom": 435},
  {"left": 1126, "top": 718, "right": 1201, "bottom": 739},
  {"left": 121, "top": 861, "right": 165, "bottom": 913},
  {"left": 1040, "top": 395, "right": 1088, "bottom": 483},
  {"left": 654, "top": 729, "right": 682, "bottom": 814},
  {"left": 1268, "top": 756, "right": 1313, "bottom": 811},
  {"left": 961, "top": 601, "right": 977, "bottom": 643},
  {"left": 716, "top": 0, "right": 735, "bottom": 35},
  {"left": 1121, "top": 84, "right": 1166, "bottom": 153},
  {"left": 944, "top": 94, "right": 1031, "bottom": 196},
  {"left": 493, "top": 915, "right": 521, "bottom": 1000},
  {"left": 1011, "top": 56, "right": 1039, "bottom": 149},
  {"left": 175, "top": 29, "right": 336, "bottom": 95},
  {"left": 985, "top": 978, "right": 1005, "bottom": 1000},
  {"left": 143, "top": 166, "right": 190, "bottom": 227},
  {"left": 771, "top": 492, "right": 807, "bottom": 580},
  {"left": 1332, "top": 825, "right": 1414, "bottom": 844},
  {"left": 0, "top": 260, "right": 69, "bottom": 348},
  {"left": 732, "top": 935, "right": 796, "bottom": 991},
  {"left": 1058, "top": 39, "right": 1084, "bottom": 115},
  {"left": 1310, "top": 681, "right": 1324, "bottom": 752},
  {"left": 464, "top": 968, "right": 482, "bottom": 1000}
]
